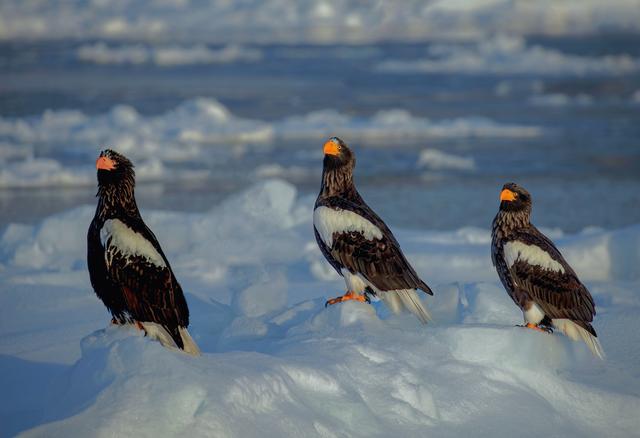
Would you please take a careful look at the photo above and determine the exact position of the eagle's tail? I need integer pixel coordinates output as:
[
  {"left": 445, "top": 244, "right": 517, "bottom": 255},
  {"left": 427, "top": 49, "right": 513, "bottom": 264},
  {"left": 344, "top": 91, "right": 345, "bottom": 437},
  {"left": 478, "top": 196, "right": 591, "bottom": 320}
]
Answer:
[
  {"left": 384, "top": 289, "right": 432, "bottom": 324},
  {"left": 139, "top": 322, "right": 201, "bottom": 356},
  {"left": 553, "top": 318, "right": 605, "bottom": 360}
]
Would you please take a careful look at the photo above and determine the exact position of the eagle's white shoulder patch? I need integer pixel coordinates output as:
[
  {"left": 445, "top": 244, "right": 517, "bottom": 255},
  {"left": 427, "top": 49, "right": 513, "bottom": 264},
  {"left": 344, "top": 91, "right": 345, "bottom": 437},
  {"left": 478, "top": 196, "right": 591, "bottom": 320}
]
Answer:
[
  {"left": 503, "top": 240, "right": 565, "bottom": 273},
  {"left": 313, "top": 206, "right": 383, "bottom": 247},
  {"left": 100, "top": 218, "right": 166, "bottom": 268}
]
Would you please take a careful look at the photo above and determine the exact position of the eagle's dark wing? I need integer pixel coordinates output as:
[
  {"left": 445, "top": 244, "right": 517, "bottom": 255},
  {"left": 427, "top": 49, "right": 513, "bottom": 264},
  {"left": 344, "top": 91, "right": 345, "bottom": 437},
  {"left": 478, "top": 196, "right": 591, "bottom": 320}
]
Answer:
[
  {"left": 314, "top": 226, "right": 344, "bottom": 275},
  {"left": 315, "top": 196, "right": 432, "bottom": 295},
  {"left": 101, "top": 217, "right": 190, "bottom": 347},
  {"left": 87, "top": 219, "right": 128, "bottom": 320},
  {"left": 506, "top": 227, "right": 596, "bottom": 334}
]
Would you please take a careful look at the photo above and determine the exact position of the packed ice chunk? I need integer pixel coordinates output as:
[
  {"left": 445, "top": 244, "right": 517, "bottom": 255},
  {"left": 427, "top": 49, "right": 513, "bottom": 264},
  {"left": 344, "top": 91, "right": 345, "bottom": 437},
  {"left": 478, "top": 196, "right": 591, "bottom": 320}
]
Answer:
[{"left": 231, "top": 271, "right": 288, "bottom": 317}]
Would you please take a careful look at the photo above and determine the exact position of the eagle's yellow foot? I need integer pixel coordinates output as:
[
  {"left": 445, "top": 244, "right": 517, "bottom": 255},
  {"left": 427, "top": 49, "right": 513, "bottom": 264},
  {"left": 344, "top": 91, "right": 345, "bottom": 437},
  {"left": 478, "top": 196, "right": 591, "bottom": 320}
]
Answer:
[
  {"left": 524, "top": 323, "right": 552, "bottom": 333},
  {"left": 325, "top": 291, "right": 368, "bottom": 307}
]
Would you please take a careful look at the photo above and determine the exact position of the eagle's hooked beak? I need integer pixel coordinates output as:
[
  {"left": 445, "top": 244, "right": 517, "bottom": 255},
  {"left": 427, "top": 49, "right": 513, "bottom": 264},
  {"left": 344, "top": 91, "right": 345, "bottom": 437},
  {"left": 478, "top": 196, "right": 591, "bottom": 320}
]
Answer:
[
  {"left": 500, "top": 189, "right": 517, "bottom": 202},
  {"left": 323, "top": 139, "right": 340, "bottom": 156},
  {"left": 96, "top": 156, "right": 116, "bottom": 171}
]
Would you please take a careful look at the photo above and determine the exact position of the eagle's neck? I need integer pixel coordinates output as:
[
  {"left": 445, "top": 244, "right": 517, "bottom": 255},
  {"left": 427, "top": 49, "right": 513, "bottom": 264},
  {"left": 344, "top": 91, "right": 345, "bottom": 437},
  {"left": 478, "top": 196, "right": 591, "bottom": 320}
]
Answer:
[
  {"left": 319, "top": 165, "right": 359, "bottom": 201},
  {"left": 492, "top": 209, "right": 530, "bottom": 241},
  {"left": 96, "top": 180, "right": 141, "bottom": 222}
]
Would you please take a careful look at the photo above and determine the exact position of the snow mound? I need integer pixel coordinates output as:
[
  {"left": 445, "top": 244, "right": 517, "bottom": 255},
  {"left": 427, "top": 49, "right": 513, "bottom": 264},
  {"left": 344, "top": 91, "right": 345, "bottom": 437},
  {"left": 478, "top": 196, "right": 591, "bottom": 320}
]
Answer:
[
  {"left": 1, "top": 180, "right": 639, "bottom": 436},
  {"left": 0, "top": 99, "right": 542, "bottom": 188},
  {"left": 378, "top": 35, "right": 640, "bottom": 76},
  {"left": 77, "top": 43, "right": 263, "bottom": 66},
  {"left": 1, "top": 0, "right": 640, "bottom": 43}
]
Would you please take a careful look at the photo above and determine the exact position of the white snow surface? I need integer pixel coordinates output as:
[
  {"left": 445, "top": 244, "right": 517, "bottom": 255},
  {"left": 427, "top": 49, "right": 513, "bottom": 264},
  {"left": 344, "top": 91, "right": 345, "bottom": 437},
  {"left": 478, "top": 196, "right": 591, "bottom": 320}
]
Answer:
[
  {"left": 528, "top": 93, "right": 595, "bottom": 107},
  {"left": 378, "top": 35, "right": 640, "bottom": 76},
  {"left": 418, "top": 149, "right": 476, "bottom": 171},
  {"left": 1, "top": 180, "right": 639, "bottom": 437},
  {"left": 1, "top": 1, "right": 640, "bottom": 43},
  {"left": 0, "top": 99, "right": 542, "bottom": 188}
]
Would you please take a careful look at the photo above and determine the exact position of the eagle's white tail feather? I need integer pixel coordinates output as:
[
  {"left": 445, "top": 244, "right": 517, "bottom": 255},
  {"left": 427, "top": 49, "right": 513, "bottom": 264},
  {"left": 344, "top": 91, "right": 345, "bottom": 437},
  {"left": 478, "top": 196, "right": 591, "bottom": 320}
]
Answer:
[
  {"left": 139, "top": 322, "right": 175, "bottom": 348},
  {"left": 178, "top": 327, "right": 201, "bottom": 356},
  {"left": 383, "top": 291, "right": 403, "bottom": 315},
  {"left": 139, "top": 322, "right": 201, "bottom": 356},
  {"left": 553, "top": 318, "right": 605, "bottom": 360},
  {"left": 385, "top": 289, "right": 431, "bottom": 324}
]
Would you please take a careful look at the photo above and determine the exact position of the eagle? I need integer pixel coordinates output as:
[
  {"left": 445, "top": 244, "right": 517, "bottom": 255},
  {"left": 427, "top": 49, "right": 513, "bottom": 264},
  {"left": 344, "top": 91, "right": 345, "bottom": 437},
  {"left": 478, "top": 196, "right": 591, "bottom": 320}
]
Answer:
[
  {"left": 87, "top": 149, "right": 200, "bottom": 355},
  {"left": 491, "top": 182, "right": 603, "bottom": 359},
  {"left": 313, "top": 137, "right": 433, "bottom": 323}
]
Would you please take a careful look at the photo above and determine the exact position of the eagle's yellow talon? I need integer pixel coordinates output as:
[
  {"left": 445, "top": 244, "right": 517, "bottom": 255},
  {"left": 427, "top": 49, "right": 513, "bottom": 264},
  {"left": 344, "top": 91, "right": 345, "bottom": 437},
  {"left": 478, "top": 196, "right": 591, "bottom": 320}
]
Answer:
[{"left": 325, "top": 291, "right": 367, "bottom": 307}]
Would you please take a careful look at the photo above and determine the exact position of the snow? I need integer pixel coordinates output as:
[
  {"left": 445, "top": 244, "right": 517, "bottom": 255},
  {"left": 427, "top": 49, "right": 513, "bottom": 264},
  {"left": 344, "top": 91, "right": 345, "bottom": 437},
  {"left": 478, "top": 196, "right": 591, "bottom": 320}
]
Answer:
[
  {"left": 254, "top": 164, "right": 312, "bottom": 181},
  {"left": 76, "top": 43, "right": 263, "bottom": 66},
  {"left": 1, "top": 1, "right": 640, "bottom": 43},
  {"left": 0, "top": 158, "right": 93, "bottom": 188},
  {"left": 1, "top": 179, "right": 639, "bottom": 437},
  {"left": 0, "top": 99, "right": 542, "bottom": 188},
  {"left": 528, "top": 93, "right": 594, "bottom": 107},
  {"left": 418, "top": 149, "right": 476, "bottom": 171},
  {"left": 378, "top": 35, "right": 640, "bottom": 76},
  {"left": 276, "top": 109, "right": 542, "bottom": 141},
  {"left": 0, "top": 156, "right": 171, "bottom": 189},
  {"left": 231, "top": 272, "right": 288, "bottom": 318}
]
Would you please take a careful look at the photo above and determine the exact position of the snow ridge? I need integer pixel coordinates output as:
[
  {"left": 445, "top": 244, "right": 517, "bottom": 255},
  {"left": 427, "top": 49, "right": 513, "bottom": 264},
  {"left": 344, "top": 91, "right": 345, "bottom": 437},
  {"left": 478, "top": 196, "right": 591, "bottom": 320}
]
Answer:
[{"left": 1, "top": 180, "right": 639, "bottom": 437}]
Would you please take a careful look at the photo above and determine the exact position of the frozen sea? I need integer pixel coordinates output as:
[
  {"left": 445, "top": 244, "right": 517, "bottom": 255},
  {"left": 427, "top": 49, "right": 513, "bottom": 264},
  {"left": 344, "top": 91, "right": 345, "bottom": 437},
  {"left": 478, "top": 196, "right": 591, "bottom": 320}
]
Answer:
[
  {"left": 1, "top": 34, "right": 640, "bottom": 231},
  {"left": 1, "top": 6, "right": 640, "bottom": 436}
]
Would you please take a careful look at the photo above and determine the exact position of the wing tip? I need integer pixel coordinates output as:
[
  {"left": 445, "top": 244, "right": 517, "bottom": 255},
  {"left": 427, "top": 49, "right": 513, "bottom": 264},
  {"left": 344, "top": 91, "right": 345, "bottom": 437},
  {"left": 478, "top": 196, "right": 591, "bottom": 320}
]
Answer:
[{"left": 420, "top": 282, "right": 434, "bottom": 296}]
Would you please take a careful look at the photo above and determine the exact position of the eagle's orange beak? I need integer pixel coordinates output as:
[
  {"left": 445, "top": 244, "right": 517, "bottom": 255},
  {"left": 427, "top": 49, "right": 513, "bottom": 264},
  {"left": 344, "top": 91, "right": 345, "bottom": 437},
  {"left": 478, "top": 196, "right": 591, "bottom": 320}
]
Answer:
[
  {"left": 96, "top": 156, "right": 115, "bottom": 171},
  {"left": 500, "top": 189, "right": 517, "bottom": 202},
  {"left": 323, "top": 140, "right": 340, "bottom": 156}
]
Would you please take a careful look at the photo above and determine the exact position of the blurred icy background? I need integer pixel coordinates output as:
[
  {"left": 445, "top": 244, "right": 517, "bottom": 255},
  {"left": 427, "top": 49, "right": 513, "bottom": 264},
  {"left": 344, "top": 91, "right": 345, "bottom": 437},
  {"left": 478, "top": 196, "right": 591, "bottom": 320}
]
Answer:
[
  {"left": 1, "top": 0, "right": 639, "bottom": 231},
  {"left": 2, "top": 2, "right": 640, "bottom": 437}
]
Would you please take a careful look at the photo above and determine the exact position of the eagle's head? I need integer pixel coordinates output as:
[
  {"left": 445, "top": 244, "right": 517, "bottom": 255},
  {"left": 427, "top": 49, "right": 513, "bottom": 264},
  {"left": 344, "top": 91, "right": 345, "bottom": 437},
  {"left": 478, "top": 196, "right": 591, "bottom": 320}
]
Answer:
[
  {"left": 96, "top": 149, "right": 135, "bottom": 187},
  {"left": 322, "top": 137, "right": 355, "bottom": 171},
  {"left": 499, "top": 182, "right": 532, "bottom": 213}
]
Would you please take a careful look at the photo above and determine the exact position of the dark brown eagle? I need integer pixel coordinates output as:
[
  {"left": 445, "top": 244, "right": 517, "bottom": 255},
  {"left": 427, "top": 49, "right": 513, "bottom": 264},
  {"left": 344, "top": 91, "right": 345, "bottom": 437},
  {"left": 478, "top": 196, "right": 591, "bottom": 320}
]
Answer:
[
  {"left": 87, "top": 149, "right": 199, "bottom": 355},
  {"left": 491, "top": 182, "right": 603, "bottom": 358},
  {"left": 313, "top": 137, "right": 433, "bottom": 323}
]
